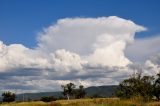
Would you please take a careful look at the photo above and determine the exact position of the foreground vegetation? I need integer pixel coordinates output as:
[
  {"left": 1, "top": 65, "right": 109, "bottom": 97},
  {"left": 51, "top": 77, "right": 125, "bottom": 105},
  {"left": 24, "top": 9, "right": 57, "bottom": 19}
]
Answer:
[
  {"left": 116, "top": 72, "right": 160, "bottom": 101},
  {"left": 0, "top": 98, "right": 160, "bottom": 106}
]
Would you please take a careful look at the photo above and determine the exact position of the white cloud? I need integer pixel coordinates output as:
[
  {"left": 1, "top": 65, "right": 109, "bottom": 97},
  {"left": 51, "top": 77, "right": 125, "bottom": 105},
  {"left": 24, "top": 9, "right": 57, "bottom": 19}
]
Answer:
[
  {"left": 87, "top": 40, "right": 130, "bottom": 67},
  {"left": 144, "top": 53, "right": 160, "bottom": 75},
  {"left": 125, "top": 35, "right": 160, "bottom": 62},
  {"left": 38, "top": 16, "right": 146, "bottom": 67},
  {"left": 51, "top": 49, "right": 86, "bottom": 72},
  {"left": 1, "top": 16, "right": 160, "bottom": 93},
  {"left": 0, "top": 41, "right": 53, "bottom": 72},
  {"left": 125, "top": 35, "right": 160, "bottom": 76}
]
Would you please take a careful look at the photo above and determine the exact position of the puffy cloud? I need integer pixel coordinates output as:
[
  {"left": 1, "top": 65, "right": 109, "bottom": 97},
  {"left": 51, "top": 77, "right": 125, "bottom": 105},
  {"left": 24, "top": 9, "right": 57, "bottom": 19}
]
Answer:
[
  {"left": 125, "top": 35, "right": 160, "bottom": 75},
  {"left": 38, "top": 16, "right": 146, "bottom": 67},
  {"left": 87, "top": 40, "right": 130, "bottom": 67},
  {"left": 52, "top": 49, "right": 86, "bottom": 72},
  {"left": 144, "top": 53, "right": 160, "bottom": 75},
  {"left": 0, "top": 42, "right": 85, "bottom": 72},
  {"left": 0, "top": 41, "right": 52, "bottom": 72},
  {"left": 1, "top": 16, "right": 159, "bottom": 93}
]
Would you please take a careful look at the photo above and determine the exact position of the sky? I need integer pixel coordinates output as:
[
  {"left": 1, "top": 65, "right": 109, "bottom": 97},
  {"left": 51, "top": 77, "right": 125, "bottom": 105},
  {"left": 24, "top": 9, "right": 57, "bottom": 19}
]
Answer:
[{"left": 0, "top": 0, "right": 160, "bottom": 93}]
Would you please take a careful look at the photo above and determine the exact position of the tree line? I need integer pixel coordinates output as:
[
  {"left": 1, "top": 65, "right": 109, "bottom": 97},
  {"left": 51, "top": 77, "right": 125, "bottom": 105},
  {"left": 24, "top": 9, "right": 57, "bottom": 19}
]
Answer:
[
  {"left": 0, "top": 83, "right": 86, "bottom": 103},
  {"left": 116, "top": 72, "right": 160, "bottom": 101},
  {"left": 40, "top": 83, "right": 86, "bottom": 102}
]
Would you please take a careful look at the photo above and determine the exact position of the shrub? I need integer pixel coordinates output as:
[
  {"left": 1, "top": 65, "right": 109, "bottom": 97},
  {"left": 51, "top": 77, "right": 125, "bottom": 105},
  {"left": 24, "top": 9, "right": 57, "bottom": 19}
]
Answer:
[{"left": 40, "top": 96, "right": 57, "bottom": 102}]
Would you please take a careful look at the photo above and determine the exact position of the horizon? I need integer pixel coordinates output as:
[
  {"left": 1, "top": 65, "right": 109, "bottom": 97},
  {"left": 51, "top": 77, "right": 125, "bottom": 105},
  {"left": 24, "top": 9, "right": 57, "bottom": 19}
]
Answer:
[{"left": 0, "top": 0, "right": 160, "bottom": 94}]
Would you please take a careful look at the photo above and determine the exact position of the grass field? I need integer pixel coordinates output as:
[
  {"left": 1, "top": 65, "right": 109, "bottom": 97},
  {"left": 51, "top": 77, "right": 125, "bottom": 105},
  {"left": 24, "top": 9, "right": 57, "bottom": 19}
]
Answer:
[{"left": 0, "top": 98, "right": 160, "bottom": 106}]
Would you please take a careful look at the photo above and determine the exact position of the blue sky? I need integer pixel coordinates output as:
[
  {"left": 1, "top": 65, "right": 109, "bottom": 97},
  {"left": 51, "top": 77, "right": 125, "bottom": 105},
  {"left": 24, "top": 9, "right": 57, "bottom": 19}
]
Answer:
[{"left": 0, "top": 0, "right": 160, "bottom": 48}]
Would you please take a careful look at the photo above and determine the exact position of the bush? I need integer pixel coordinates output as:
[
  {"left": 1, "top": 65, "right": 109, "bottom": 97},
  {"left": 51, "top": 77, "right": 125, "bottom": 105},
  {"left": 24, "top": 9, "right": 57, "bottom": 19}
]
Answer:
[
  {"left": 40, "top": 96, "right": 57, "bottom": 102},
  {"left": 90, "top": 94, "right": 103, "bottom": 98}
]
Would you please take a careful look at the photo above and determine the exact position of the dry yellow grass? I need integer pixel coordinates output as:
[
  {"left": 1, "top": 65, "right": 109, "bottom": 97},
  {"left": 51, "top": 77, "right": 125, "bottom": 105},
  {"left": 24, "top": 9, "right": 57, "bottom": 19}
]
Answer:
[
  {"left": 146, "top": 102, "right": 160, "bottom": 106},
  {"left": 0, "top": 98, "right": 160, "bottom": 106},
  {"left": 0, "top": 101, "right": 49, "bottom": 106}
]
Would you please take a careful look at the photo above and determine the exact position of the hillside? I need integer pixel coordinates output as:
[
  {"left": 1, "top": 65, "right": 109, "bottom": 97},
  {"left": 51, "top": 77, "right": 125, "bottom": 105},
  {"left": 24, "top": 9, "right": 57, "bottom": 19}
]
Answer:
[
  {"left": 15, "top": 85, "right": 118, "bottom": 101},
  {"left": 85, "top": 85, "right": 118, "bottom": 97}
]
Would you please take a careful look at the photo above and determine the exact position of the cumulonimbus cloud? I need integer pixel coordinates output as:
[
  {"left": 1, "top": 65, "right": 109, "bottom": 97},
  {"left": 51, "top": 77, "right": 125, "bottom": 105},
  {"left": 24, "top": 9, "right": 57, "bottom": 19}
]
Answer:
[
  {"left": 1, "top": 16, "right": 160, "bottom": 93},
  {"left": 37, "top": 16, "right": 146, "bottom": 67}
]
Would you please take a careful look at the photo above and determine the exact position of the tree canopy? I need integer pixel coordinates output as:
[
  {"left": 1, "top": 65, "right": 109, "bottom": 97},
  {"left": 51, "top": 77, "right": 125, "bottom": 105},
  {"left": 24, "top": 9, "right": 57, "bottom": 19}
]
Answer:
[
  {"left": 2, "top": 91, "right": 16, "bottom": 102},
  {"left": 116, "top": 72, "right": 160, "bottom": 101},
  {"left": 61, "top": 83, "right": 86, "bottom": 100}
]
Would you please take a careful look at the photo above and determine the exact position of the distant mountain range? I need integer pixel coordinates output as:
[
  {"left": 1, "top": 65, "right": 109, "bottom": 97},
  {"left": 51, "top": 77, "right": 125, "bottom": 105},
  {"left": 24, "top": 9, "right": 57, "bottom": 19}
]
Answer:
[
  {"left": 0, "top": 85, "right": 119, "bottom": 101},
  {"left": 85, "top": 85, "right": 118, "bottom": 97},
  {"left": 15, "top": 85, "right": 118, "bottom": 101}
]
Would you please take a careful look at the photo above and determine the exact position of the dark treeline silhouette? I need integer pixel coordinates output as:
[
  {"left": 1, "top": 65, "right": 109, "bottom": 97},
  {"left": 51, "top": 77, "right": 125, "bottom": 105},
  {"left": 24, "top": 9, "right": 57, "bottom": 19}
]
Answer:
[
  {"left": 116, "top": 72, "right": 160, "bottom": 101},
  {"left": 2, "top": 91, "right": 16, "bottom": 103}
]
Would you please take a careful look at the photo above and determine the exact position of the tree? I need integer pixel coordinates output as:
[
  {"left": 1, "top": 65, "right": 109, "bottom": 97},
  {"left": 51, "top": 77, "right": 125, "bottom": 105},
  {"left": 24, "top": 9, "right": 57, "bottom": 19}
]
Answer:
[
  {"left": 140, "top": 75, "right": 154, "bottom": 100},
  {"left": 2, "top": 91, "right": 16, "bottom": 102},
  {"left": 153, "top": 73, "right": 160, "bottom": 100},
  {"left": 116, "top": 73, "right": 155, "bottom": 101},
  {"left": 61, "top": 83, "right": 76, "bottom": 100},
  {"left": 75, "top": 85, "right": 86, "bottom": 99}
]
